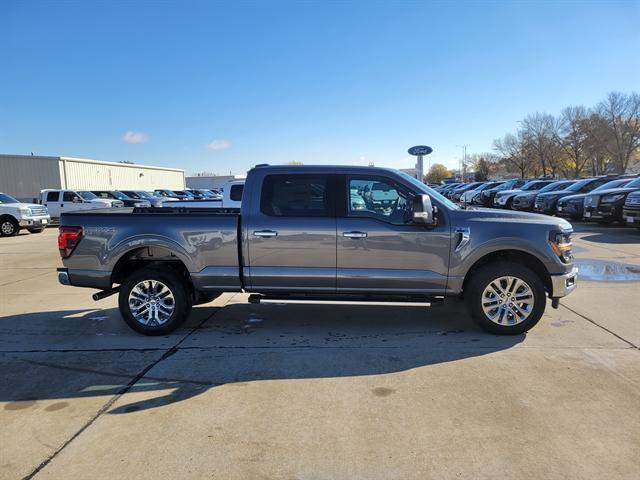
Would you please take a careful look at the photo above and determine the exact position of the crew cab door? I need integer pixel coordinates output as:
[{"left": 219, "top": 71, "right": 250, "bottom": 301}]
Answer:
[
  {"left": 43, "top": 191, "right": 61, "bottom": 217},
  {"left": 336, "top": 174, "right": 450, "bottom": 295},
  {"left": 245, "top": 173, "right": 336, "bottom": 292}
]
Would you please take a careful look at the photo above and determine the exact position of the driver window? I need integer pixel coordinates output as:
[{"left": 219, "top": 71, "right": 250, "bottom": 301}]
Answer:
[
  {"left": 347, "top": 177, "right": 414, "bottom": 225},
  {"left": 63, "top": 191, "right": 81, "bottom": 202}
]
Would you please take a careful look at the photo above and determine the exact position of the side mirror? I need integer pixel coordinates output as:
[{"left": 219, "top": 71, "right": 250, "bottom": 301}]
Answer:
[
  {"left": 72, "top": 197, "right": 81, "bottom": 203},
  {"left": 413, "top": 194, "right": 437, "bottom": 226}
]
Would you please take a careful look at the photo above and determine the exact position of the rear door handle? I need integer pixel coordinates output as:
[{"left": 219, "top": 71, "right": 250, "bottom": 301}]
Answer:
[
  {"left": 343, "top": 231, "right": 367, "bottom": 238},
  {"left": 253, "top": 230, "right": 278, "bottom": 238}
]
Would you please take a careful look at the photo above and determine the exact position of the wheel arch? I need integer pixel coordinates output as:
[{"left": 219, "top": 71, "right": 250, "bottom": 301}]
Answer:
[
  {"left": 461, "top": 249, "right": 552, "bottom": 297},
  {"left": 111, "top": 246, "right": 195, "bottom": 297}
]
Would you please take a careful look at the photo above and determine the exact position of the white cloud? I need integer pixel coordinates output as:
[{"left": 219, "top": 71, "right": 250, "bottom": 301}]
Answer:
[
  {"left": 122, "top": 131, "right": 148, "bottom": 144},
  {"left": 207, "top": 139, "right": 232, "bottom": 150}
]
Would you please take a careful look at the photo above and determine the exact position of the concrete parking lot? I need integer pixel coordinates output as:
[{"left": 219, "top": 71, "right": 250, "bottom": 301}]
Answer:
[{"left": 1, "top": 224, "right": 638, "bottom": 480}]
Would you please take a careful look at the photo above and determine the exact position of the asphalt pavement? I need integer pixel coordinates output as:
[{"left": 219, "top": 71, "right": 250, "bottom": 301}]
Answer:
[{"left": 1, "top": 224, "right": 638, "bottom": 479}]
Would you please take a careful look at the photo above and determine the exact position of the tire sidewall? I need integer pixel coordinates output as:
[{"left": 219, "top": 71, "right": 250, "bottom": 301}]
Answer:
[
  {"left": 118, "top": 267, "right": 191, "bottom": 335},
  {"left": 465, "top": 261, "right": 546, "bottom": 335},
  {"left": 0, "top": 218, "right": 18, "bottom": 237}
]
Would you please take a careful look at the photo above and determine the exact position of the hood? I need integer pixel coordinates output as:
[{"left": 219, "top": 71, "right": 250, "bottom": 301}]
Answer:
[
  {"left": 536, "top": 190, "right": 573, "bottom": 200},
  {"left": 495, "top": 189, "right": 522, "bottom": 196},
  {"left": 586, "top": 186, "right": 640, "bottom": 199},
  {"left": 514, "top": 190, "right": 542, "bottom": 198},
  {"left": 0, "top": 202, "right": 41, "bottom": 209},
  {"left": 558, "top": 193, "right": 588, "bottom": 203},
  {"left": 455, "top": 207, "right": 572, "bottom": 229}
]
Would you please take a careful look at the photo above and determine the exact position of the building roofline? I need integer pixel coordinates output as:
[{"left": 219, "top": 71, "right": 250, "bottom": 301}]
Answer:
[{"left": 0, "top": 153, "right": 184, "bottom": 173}]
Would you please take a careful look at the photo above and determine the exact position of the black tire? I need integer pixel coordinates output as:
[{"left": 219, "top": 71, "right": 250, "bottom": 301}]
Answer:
[
  {"left": 118, "top": 266, "right": 192, "bottom": 335},
  {"left": 0, "top": 217, "right": 19, "bottom": 237},
  {"left": 505, "top": 198, "right": 513, "bottom": 210},
  {"left": 27, "top": 227, "right": 45, "bottom": 234},
  {"left": 465, "top": 261, "right": 546, "bottom": 335}
]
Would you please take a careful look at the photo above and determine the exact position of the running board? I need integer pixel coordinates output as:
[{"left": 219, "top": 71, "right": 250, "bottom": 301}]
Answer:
[{"left": 248, "top": 293, "right": 445, "bottom": 307}]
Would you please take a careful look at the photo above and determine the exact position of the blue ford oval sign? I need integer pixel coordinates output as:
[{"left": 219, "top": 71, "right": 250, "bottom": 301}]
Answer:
[{"left": 408, "top": 145, "right": 433, "bottom": 156}]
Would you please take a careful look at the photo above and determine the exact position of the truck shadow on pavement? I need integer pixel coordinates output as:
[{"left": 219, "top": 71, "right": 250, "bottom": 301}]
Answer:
[{"left": 1, "top": 300, "right": 524, "bottom": 414}]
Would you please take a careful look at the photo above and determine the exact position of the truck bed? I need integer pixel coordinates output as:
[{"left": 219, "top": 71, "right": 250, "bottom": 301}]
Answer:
[{"left": 60, "top": 208, "right": 242, "bottom": 291}]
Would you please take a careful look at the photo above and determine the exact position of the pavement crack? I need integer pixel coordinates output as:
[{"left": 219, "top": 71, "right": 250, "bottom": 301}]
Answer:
[
  {"left": 560, "top": 303, "right": 639, "bottom": 349},
  {"left": 21, "top": 296, "right": 231, "bottom": 480}
]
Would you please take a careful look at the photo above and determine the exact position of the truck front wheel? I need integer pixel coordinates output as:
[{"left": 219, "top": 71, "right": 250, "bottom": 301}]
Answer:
[
  {"left": 0, "top": 217, "right": 19, "bottom": 237},
  {"left": 118, "top": 266, "right": 191, "bottom": 335},
  {"left": 465, "top": 261, "right": 546, "bottom": 335}
]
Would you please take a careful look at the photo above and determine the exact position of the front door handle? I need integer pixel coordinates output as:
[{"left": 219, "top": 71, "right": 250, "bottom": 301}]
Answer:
[
  {"left": 343, "top": 231, "right": 367, "bottom": 238},
  {"left": 253, "top": 230, "right": 278, "bottom": 238}
]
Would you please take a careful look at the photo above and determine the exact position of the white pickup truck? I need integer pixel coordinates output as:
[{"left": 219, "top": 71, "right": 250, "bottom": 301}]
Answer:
[
  {"left": 40, "top": 189, "right": 124, "bottom": 221},
  {"left": 0, "top": 192, "right": 51, "bottom": 236}
]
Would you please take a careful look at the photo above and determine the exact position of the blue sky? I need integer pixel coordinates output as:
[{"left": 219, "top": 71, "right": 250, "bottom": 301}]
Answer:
[{"left": 2, "top": 1, "right": 638, "bottom": 175}]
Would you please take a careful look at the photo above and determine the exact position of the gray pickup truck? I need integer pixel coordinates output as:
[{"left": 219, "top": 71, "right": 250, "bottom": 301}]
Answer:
[{"left": 57, "top": 165, "right": 577, "bottom": 335}]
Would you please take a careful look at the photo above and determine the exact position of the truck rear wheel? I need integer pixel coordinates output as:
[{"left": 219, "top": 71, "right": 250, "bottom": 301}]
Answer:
[
  {"left": 118, "top": 266, "right": 191, "bottom": 335},
  {"left": 465, "top": 261, "right": 546, "bottom": 335}
]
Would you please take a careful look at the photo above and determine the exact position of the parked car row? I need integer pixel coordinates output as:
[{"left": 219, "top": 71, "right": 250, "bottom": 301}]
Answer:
[{"left": 434, "top": 174, "right": 640, "bottom": 228}]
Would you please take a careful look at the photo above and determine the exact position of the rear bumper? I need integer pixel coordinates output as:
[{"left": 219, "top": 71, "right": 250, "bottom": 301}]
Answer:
[
  {"left": 550, "top": 266, "right": 578, "bottom": 298},
  {"left": 57, "top": 267, "right": 111, "bottom": 289}
]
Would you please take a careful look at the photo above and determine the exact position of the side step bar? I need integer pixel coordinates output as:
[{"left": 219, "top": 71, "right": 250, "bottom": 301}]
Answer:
[{"left": 248, "top": 293, "right": 445, "bottom": 306}]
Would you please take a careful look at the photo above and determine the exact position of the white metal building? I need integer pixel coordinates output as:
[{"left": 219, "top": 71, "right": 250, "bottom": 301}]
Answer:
[
  {"left": 186, "top": 175, "right": 245, "bottom": 190},
  {"left": 0, "top": 154, "right": 185, "bottom": 202}
]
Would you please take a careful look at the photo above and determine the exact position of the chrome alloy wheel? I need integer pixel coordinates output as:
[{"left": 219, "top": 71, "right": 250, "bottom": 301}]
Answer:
[
  {"left": 128, "top": 280, "right": 175, "bottom": 326},
  {"left": 481, "top": 276, "right": 535, "bottom": 326},
  {"left": 1, "top": 221, "right": 15, "bottom": 235}
]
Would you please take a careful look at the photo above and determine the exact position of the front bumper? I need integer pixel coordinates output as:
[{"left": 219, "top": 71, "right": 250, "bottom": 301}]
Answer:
[
  {"left": 556, "top": 203, "right": 582, "bottom": 218},
  {"left": 18, "top": 216, "right": 50, "bottom": 227},
  {"left": 493, "top": 196, "right": 510, "bottom": 207},
  {"left": 550, "top": 266, "right": 578, "bottom": 298},
  {"left": 512, "top": 200, "right": 533, "bottom": 211},
  {"left": 584, "top": 204, "right": 622, "bottom": 221}
]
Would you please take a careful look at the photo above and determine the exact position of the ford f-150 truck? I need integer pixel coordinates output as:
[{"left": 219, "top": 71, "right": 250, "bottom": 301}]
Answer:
[{"left": 57, "top": 165, "right": 578, "bottom": 335}]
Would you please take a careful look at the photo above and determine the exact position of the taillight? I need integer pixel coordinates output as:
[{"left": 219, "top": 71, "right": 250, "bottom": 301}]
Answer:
[{"left": 58, "top": 226, "right": 83, "bottom": 258}]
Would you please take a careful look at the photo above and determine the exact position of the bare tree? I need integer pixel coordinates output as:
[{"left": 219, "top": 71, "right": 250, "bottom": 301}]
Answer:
[
  {"left": 592, "top": 92, "right": 640, "bottom": 173},
  {"left": 552, "top": 106, "right": 591, "bottom": 178},
  {"left": 493, "top": 133, "right": 531, "bottom": 178},
  {"left": 469, "top": 153, "right": 499, "bottom": 180},
  {"left": 520, "top": 113, "right": 559, "bottom": 176}
]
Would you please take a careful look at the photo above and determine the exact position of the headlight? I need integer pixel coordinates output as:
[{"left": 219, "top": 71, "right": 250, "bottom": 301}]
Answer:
[
  {"left": 549, "top": 231, "right": 573, "bottom": 263},
  {"left": 19, "top": 207, "right": 31, "bottom": 216},
  {"left": 601, "top": 193, "right": 625, "bottom": 203}
]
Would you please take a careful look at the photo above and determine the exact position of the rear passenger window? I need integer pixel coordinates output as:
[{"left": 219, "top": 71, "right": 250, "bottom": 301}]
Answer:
[
  {"left": 46, "top": 191, "right": 59, "bottom": 202},
  {"left": 230, "top": 185, "right": 244, "bottom": 202},
  {"left": 260, "top": 175, "right": 331, "bottom": 217}
]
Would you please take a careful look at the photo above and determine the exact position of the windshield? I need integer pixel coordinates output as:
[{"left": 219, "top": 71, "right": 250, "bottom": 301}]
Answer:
[
  {"left": 565, "top": 178, "right": 594, "bottom": 192},
  {"left": 135, "top": 191, "right": 155, "bottom": 198},
  {"left": 539, "top": 181, "right": 573, "bottom": 193},
  {"left": 78, "top": 191, "right": 98, "bottom": 200},
  {"left": 0, "top": 193, "right": 19, "bottom": 204},
  {"left": 495, "top": 180, "right": 520, "bottom": 191},
  {"left": 110, "top": 191, "right": 129, "bottom": 200},
  {"left": 397, "top": 171, "right": 460, "bottom": 210},
  {"left": 520, "top": 180, "right": 550, "bottom": 191},
  {"left": 593, "top": 179, "right": 632, "bottom": 191},
  {"left": 626, "top": 178, "right": 640, "bottom": 188}
]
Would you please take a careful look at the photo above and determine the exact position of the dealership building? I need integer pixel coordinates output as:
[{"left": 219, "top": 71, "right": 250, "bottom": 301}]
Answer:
[{"left": 0, "top": 154, "right": 185, "bottom": 202}]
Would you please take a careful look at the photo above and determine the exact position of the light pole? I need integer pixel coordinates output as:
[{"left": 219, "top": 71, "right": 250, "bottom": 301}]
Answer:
[{"left": 456, "top": 144, "right": 470, "bottom": 181}]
